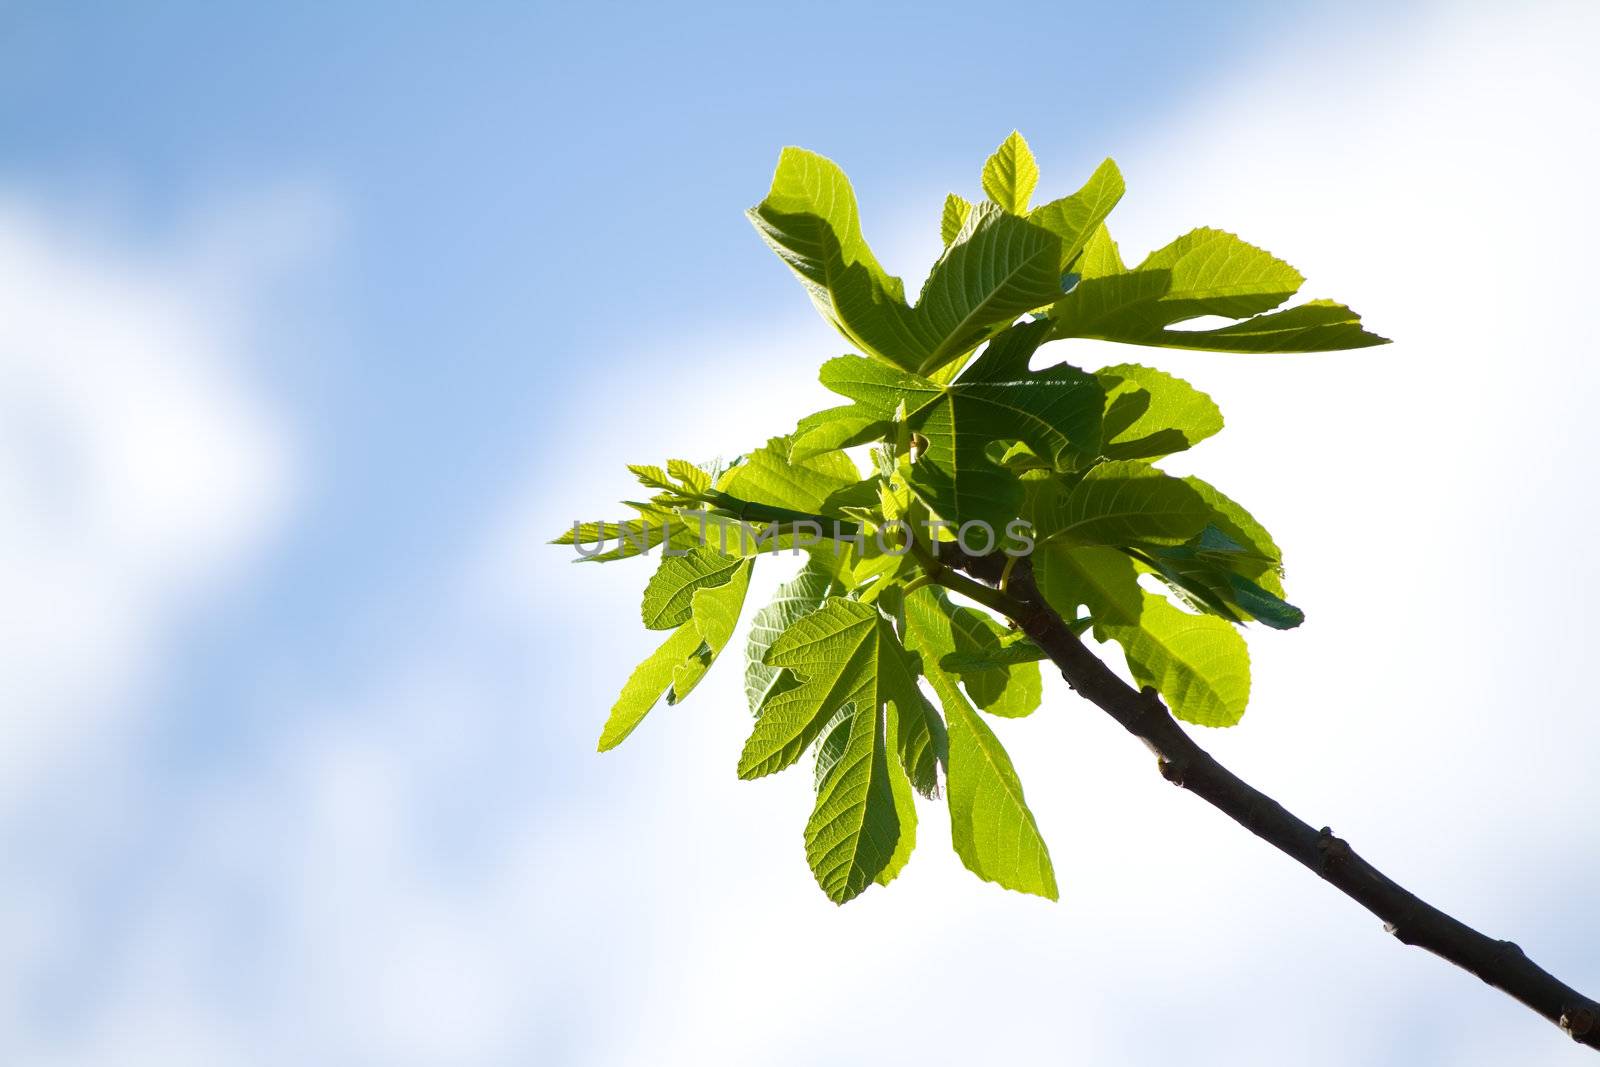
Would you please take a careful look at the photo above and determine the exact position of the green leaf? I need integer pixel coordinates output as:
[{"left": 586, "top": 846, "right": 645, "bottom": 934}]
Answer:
[
  {"left": 748, "top": 146, "right": 903, "bottom": 301},
  {"left": 1052, "top": 228, "right": 1387, "bottom": 352},
  {"left": 945, "top": 691, "right": 1058, "bottom": 898},
  {"left": 1096, "top": 363, "right": 1224, "bottom": 461},
  {"left": 823, "top": 320, "right": 1103, "bottom": 530},
  {"left": 719, "top": 435, "right": 861, "bottom": 516},
  {"left": 1184, "top": 477, "right": 1287, "bottom": 596},
  {"left": 1029, "top": 158, "right": 1125, "bottom": 271},
  {"left": 875, "top": 704, "right": 920, "bottom": 887},
  {"left": 903, "top": 588, "right": 1057, "bottom": 898},
  {"left": 600, "top": 557, "right": 755, "bottom": 749},
  {"left": 745, "top": 557, "right": 839, "bottom": 715},
  {"left": 981, "top": 131, "right": 1039, "bottom": 214},
  {"left": 791, "top": 405, "right": 891, "bottom": 461},
  {"left": 641, "top": 546, "right": 744, "bottom": 630},
  {"left": 805, "top": 697, "right": 902, "bottom": 903},
  {"left": 1036, "top": 546, "right": 1250, "bottom": 726},
  {"left": 1074, "top": 223, "right": 1125, "bottom": 280},
  {"left": 1117, "top": 592, "right": 1251, "bottom": 726},
  {"left": 906, "top": 204, "right": 1063, "bottom": 375},
  {"left": 627, "top": 463, "right": 675, "bottom": 492},
  {"left": 813, "top": 704, "right": 855, "bottom": 788},
  {"left": 596, "top": 624, "right": 706, "bottom": 751},
  {"left": 1151, "top": 299, "right": 1390, "bottom": 353},
  {"left": 938, "top": 639, "right": 1049, "bottom": 672},
  {"left": 941, "top": 193, "right": 973, "bottom": 245},
  {"left": 552, "top": 503, "right": 699, "bottom": 563},
  {"left": 947, "top": 607, "right": 1043, "bottom": 719},
  {"left": 750, "top": 148, "right": 1063, "bottom": 375},
  {"left": 1057, "top": 227, "right": 1301, "bottom": 331},
  {"left": 890, "top": 662, "right": 948, "bottom": 797},
  {"left": 1136, "top": 478, "right": 1304, "bottom": 630},
  {"left": 1041, "top": 460, "right": 1211, "bottom": 547},
  {"left": 747, "top": 148, "right": 916, "bottom": 366},
  {"left": 739, "top": 598, "right": 936, "bottom": 781},
  {"left": 666, "top": 458, "right": 711, "bottom": 494},
  {"left": 667, "top": 556, "right": 753, "bottom": 703},
  {"left": 1132, "top": 477, "right": 1302, "bottom": 629}
]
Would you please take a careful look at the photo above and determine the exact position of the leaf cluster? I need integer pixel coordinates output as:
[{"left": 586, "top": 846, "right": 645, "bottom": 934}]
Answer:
[{"left": 557, "top": 132, "right": 1387, "bottom": 903}]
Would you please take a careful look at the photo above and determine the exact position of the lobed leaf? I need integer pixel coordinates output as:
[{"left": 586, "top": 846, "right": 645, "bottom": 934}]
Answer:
[
  {"left": 1052, "top": 227, "right": 1387, "bottom": 352},
  {"left": 745, "top": 557, "right": 840, "bottom": 715},
  {"left": 904, "top": 588, "right": 1057, "bottom": 897},
  {"left": 738, "top": 598, "right": 935, "bottom": 781}
]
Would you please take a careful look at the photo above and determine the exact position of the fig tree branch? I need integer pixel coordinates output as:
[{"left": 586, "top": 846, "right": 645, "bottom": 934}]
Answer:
[{"left": 935, "top": 544, "right": 1600, "bottom": 1051}]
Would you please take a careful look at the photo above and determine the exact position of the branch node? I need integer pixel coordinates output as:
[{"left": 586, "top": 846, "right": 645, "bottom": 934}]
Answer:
[
  {"left": 1315, "top": 827, "right": 1351, "bottom": 873},
  {"left": 1562, "top": 1005, "right": 1597, "bottom": 1039},
  {"left": 1491, "top": 939, "right": 1526, "bottom": 964},
  {"left": 1157, "top": 757, "right": 1185, "bottom": 787}
]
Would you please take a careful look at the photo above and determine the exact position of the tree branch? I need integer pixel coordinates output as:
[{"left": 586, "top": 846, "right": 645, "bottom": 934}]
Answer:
[{"left": 936, "top": 544, "right": 1600, "bottom": 1051}]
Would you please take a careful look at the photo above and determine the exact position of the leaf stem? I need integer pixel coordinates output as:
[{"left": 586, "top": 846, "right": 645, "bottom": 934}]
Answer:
[
  {"left": 697, "top": 490, "right": 862, "bottom": 539},
  {"left": 999, "top": 554, "right": 1019, "bottom": 594}
]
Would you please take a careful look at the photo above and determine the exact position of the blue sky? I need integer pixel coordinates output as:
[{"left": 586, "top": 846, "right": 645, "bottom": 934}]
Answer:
[{"left": 2, "top": 1, "right": 1598, "bottom": 1064}]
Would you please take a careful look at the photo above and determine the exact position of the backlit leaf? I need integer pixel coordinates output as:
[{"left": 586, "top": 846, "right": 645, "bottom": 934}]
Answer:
[
  {"left": 981, "top": 131, "right": 1039, "bottom": 214},
  {"left": 904, "top": 588, "right": 1057, "bottom": 897}
]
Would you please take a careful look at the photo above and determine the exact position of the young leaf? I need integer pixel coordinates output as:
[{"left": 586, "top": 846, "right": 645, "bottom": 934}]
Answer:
[
  {"left": 940, "top": 193, "right": 973, "bottom": 245},
  {"left": 981, "top": 131, "right": 1039, "bottom": 215},
  {"left": 904, "top": 588, "right": 1057, "bottom": 898},
  {"left": 738, "top": 598, "right": 935, "bottom": 781},
  {"left": 666, "top": 458, "right": 711, "bottom": 494},
  {"left": 552, "top": 504, "right": 698, "bottom": 563}
]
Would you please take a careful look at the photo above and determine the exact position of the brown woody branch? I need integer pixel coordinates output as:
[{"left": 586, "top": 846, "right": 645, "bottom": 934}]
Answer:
[{"left": 936, "top": 544, "right": 1600, "bottom": 1051}]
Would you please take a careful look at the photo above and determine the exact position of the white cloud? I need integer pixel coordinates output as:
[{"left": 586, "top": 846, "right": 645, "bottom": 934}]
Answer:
[{"left": 0, "top": 195, "right": 308, "bottom": 806}]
